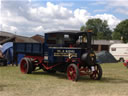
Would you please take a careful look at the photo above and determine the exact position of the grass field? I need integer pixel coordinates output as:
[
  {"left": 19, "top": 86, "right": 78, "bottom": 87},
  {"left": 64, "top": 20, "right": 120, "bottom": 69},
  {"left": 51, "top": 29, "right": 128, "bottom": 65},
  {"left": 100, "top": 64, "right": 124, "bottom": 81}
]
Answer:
[{"left": 0, "top": 63, "right": 128, "bottom": 96}]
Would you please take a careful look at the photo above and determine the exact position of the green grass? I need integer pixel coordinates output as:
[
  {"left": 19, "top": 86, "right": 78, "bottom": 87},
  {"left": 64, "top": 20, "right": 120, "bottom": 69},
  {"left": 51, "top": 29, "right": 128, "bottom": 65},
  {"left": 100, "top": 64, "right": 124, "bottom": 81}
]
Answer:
[{"left": 0, "top": 63, "right": 128, "bottom": 96}]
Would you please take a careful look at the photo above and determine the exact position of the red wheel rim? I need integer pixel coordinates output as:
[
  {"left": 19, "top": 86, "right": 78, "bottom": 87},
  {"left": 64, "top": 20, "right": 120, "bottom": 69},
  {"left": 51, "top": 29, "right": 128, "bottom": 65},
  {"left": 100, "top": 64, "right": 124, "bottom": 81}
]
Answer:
[
  {"left": 90, "top": 66, "right": 99, "bottom": 80},
  {"left": 20, "top": 59, "right": 27, "bottom": 73},
  {"left": 67, "top": 65, "right": 76, "bottom": 81}
]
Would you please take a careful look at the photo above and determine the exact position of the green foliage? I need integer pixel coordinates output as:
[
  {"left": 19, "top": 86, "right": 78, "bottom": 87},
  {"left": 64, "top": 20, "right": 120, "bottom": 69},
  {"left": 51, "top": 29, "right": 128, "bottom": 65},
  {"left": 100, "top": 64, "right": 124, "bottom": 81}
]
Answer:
[
  {"left": 80, "top": 25, "right": 85, "bottom": 31},
  {"left": 112, "top": 19, "right": 128, "bottom": 43},
  {"left": 80, "top": 18, "right": 112, "bottom": 40}
]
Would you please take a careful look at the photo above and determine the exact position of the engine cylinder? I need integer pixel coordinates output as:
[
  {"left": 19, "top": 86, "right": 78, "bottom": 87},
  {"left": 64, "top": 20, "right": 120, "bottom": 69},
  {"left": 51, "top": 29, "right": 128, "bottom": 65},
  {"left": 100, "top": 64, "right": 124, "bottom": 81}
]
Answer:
[{"left": 81, "top": 51, "right": 96, "bottom": 66}]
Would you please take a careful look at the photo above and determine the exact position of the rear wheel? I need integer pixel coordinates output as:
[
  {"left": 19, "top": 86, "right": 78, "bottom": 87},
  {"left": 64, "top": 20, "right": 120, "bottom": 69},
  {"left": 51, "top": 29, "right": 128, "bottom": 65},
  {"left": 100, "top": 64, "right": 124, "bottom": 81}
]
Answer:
[
  {"left": 20, "top": 57, "right": 33, "bottom": 74},
  {"left": 67, "top": 64, "right": 79, "bottom": 81},
  {"left": 90, "top": 64, "right": 102, "bottom": 80},
  {"left": 28, "top": 58, "right": 36, "bottom": 71}
]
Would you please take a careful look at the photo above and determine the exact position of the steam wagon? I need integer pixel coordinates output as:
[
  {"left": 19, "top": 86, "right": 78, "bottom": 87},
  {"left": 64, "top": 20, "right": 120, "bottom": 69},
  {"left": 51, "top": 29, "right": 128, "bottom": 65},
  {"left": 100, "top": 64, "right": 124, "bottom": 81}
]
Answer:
[{"left": 14, "top": 30, "right": 102, "bottom": 81}]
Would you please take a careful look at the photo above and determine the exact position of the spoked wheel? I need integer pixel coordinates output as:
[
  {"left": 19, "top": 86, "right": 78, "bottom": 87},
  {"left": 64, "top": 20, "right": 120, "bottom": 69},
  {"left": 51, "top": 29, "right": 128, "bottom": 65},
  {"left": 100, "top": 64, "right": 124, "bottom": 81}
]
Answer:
[
  {"left": 20, "top": 57, "right": 33, "bottom": 74},
  {"left": 67, "top": 64, "right": 79, "bottom": 81},
  {"left": 90, "top": 64, "right": 102, "bottom": 80}
]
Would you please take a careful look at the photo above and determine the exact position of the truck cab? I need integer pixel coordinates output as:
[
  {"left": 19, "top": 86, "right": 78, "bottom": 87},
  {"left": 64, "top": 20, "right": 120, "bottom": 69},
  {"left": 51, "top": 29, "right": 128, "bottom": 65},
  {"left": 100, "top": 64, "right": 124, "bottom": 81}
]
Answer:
[
  {"left": 45, "top": 31, "right": 89, "bottom": 47},
  {"left": 43, "top": 30, "right": 95, "bottom": 66}
]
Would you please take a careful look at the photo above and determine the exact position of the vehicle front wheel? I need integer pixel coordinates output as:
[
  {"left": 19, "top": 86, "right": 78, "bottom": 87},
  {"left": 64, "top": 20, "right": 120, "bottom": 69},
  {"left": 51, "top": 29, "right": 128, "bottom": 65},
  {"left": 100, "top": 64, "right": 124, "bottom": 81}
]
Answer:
[
  {"left": 90, "top": 64, "right": 102, "bottom": 80},
  {"left": 67, "top": 64, "right": 79, "bottom": 81}
]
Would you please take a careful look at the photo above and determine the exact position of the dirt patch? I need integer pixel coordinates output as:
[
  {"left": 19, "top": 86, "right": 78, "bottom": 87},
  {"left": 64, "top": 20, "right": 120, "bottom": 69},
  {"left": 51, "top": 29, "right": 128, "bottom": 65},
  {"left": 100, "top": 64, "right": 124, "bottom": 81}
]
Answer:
[
  {"left": 0, "top": 85, "right": 7, "bottom": 91},
  {"left": 0, "top": 87, "right": 3, "bottom": 91}
]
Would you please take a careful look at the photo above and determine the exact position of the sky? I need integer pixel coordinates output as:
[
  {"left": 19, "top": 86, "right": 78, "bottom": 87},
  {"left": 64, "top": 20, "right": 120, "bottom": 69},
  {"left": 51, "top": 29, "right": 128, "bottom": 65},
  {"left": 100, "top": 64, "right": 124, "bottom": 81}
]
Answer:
[{"left": 0, "top": 0, "right": 128, "bottom": 36}]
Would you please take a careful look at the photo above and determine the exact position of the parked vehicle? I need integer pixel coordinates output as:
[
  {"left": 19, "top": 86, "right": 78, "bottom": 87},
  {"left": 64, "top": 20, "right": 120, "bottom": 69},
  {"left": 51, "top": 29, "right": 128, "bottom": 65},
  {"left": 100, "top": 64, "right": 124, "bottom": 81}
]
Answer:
[
  {"left": 123, "top": 60, "right": 128, "bottom": 68},
  {"left": 14, "top": 30, "right": 102, "bottom": 81},
  {"left": 109, "top": 43, "right": 128, "bottom": 62}
]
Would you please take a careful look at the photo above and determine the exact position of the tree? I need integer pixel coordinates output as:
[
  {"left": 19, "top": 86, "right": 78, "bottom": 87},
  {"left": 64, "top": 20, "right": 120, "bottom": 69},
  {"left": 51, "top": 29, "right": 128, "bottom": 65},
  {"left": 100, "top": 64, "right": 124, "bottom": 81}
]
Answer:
[
  {"left": 80, "top": 18, "right": 112, "bottom": 40},
  {"left": 112, "top": 19, "right": 128, "bottom": 43},
  {"left": 80, "top": 25, "right": 85, "bottom": 31}
]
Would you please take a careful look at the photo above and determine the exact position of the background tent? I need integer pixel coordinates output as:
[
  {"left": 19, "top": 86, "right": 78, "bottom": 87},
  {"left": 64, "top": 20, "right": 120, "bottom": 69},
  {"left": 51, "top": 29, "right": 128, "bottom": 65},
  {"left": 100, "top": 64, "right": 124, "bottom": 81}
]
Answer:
[
  {"left": 96, "top": 51, "right": 117, "bottom": 64},
  {"left": 1, "top": 42, "right": 25, "bottom": 65},
  {"left": 1, "top": 42, "right": 13, "bottom": 64},
  {"left": 1, "top": 42, "right": 13, "bottom": 53}
]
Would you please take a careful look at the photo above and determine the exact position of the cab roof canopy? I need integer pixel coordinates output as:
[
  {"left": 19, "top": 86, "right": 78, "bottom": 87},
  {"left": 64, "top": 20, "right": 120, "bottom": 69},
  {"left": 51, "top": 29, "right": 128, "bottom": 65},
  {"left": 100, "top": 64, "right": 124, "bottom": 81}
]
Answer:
[{"left": 45, "top": 30, "right": 89, "bottom": 35}]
